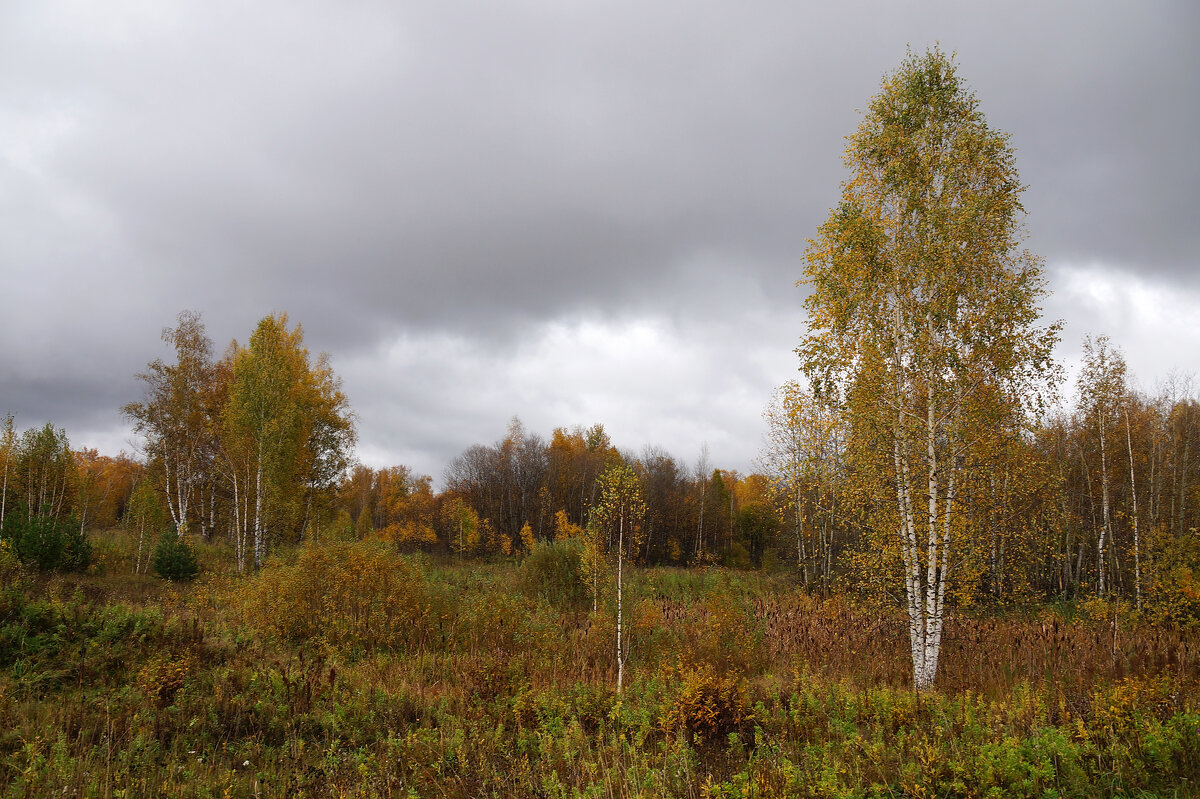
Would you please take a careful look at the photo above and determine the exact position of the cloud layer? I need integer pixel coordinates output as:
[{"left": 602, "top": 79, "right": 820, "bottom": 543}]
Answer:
[{"left": 2, "top": 1, "right": 1196, "bottom": 479}]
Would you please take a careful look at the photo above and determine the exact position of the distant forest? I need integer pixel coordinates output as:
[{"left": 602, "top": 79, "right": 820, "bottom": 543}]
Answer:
[
  {"left": 2, "top": 309, "right": 1197, "bottom": 624},
  {"left": 3, "top": 48, "right": 1199, "bottom": 642}
]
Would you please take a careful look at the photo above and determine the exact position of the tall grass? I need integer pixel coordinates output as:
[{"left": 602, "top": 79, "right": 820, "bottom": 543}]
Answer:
[{"left": 1, "top": 533, "right": 1198, "bottom": 797}]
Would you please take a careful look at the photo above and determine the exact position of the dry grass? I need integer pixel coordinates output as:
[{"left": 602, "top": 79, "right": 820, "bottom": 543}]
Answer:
[{"left": 2, "top": 540, "right": 1199, "bottom": 797}]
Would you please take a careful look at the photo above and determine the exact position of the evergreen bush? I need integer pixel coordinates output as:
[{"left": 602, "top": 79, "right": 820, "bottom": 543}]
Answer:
[
  {"left": 1, "top": 510, "right": 91, "bottom": 572},
  {"left": 152, "top": 529, "right": 199, "bottom": 581}
]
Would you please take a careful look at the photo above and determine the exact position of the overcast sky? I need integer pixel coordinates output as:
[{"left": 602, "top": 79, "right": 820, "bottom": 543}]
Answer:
[{"left": 2, "top": 1, "right": 1197, "bottom": 483}]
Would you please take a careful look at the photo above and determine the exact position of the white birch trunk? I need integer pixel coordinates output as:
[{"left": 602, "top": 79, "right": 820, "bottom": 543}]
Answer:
[
  {"left": 176, "top": 458, "right": 190, "bottom": 536},
  {"left": 796, "top": 497, "right": 805, "bottom": 574},
  {"left": 243, "top": 463, "right": 252, "bottom": 569},
  {"left": 231, "top": 468, "right": 244, "bottom": 573},
  {"left": 927, "top": 448, "right": 956, "bottom": 689},
  {"left": 616, "top": 510, "right": 625, "bottom": 694},
  {"left": 895, "top": 435, "right": 925, "bottom": 688},
  {"left": 1, "top": 446, "right": 9, "bottom": 535},
  {"left": 919, "top": 388, "right": 941, "bottom": 690},
  {"left": 1126, "top": 408, "right": 1141, "bottom": 610},
  {"left": 165, "top": 455, "right": 195, "bottom": 536},
  {"left": 254, "top": 456, "right": 264, "bottom": 568},
  {"left": 135, "top": 513, "right": 146, "bottom": 575},
  {"left": 1098, "top": 411, "right": 1110, "bottom": 594},
  {"left": 164, "top": 458, "right": 180, "bottom": 533}
]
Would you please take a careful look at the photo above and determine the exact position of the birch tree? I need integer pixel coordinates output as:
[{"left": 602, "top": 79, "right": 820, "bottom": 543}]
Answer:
[
  {"left": 759, "top": 381, "right": 845, "bottom": 589},
  {"left": 0, "top": 416, "right": 14, "bottom": 535},
  {"left": 224, "top": 313, "right": 354, "bottom": 568},
  {"left": 123, "top": 311, "right": 215, "bottom": 536},
  {"left": 225, "top": 315, "right": 307, "bottom": 568},
  {"left": 15, "top": 423, "right": 76, "bottom": 522},
  {"left": 797, "top": 49, "right": 1059, "bottom": 691},
  {"left": 590, "top": 461, "right": 646, "bottom": 694},
  {"left": 1126, "top": 398, "right": 1143, "bottom": 609},
  {"left": 694, "top": 442, "right": 710, "bottom": 561},
  {"left": 1077, "top": 335, "right": 1127, "bottom": 595}
]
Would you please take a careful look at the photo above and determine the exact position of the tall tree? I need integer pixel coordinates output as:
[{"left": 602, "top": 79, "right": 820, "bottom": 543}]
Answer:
[
  {"left": 0, "top": 416, "right": 14, "bottom": 535},
  {"left": 124, "top": 311, "right": 216, "bottom": 536},
  {"left": 760, "top": 381, "right": 845, "bottom": 588},
  {"left": 693, "top": 442, "right": 711, "bottom": 561},
  {"left": 797, "top": 49, "right": 1059, "bottom": 691},
  {"left": 295, "top": 352, "right": 356, "bottom": 538},
  {"left": 224, "top": 313, "right": 354, "bottom": 568},
  {"left": 1077, "top": 335, "right": 1127, "bottom": 595},
  {"left": 15, "top": 423, "right": 76, "bottom": 522},
  {"left": 1125, "top": 393, "right": 1146, "bottom": 609}
]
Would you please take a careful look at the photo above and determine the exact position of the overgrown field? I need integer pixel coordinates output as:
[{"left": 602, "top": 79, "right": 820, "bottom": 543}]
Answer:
[{"left": 2, "top": 536, "right": 1199, "bottom": 797}]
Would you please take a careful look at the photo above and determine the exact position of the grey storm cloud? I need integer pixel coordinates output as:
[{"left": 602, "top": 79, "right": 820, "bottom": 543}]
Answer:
[{"left": 1, "top": 1, "right": 1197, "bottom": 477}]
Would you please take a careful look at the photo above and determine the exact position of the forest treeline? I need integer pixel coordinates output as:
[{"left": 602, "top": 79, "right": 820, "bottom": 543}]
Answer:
[
  {"left": 1, "top": 311, "right": 1198, "bottom": 622},
  {"left": 4, "top": 52, "right": 1195, "bottom": 639}
]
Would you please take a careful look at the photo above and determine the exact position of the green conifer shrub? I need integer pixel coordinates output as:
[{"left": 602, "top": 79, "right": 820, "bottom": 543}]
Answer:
[{"left": 152, "top": 529, "right": 199, "bottom": 581}]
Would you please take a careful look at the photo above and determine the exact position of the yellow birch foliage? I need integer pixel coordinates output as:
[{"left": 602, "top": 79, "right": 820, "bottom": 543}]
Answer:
[
  {"left": 519, "top": 521, "right": 535, "bottom": 552},
  {"left": 554, "top": 509, "right": 584, "bottom": 541}
]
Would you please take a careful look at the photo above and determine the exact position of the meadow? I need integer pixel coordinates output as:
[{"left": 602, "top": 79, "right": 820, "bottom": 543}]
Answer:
[{"left": 2, "top": 534, "right": 1198, "bottom": 798}]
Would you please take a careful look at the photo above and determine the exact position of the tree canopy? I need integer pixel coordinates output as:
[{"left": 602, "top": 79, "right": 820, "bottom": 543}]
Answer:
[{"left": 797, "top": 48, "right": 1060, "bottom": 690}]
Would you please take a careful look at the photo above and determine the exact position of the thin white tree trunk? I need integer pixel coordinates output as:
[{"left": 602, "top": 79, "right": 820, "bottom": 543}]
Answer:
[
  {"left": 1098, "top": 411, "right": 1110, "bottom": 594},
  {"left": 1126, "top": 408, "right": 1141, "bottom": 610},
  {"left": 165, "top": 457, "right": 193, "bottom": 536},
  {"left": 243, "top": 463, "right": 252, "bottom": 568},
  {"left": 231, "top": 467, "right": 243, "bottom": 573},
  {"left": 135, "top": 511, "right": 146, "bottom": 575},
  {"left": 1, "top": 445, "right": 9, "bottom": 535},
  {"left": 926, "top": 447, "right": 956, "bottom": 690},
  {"left": 916, "top": 384, "right": 945, "bottom": 692},
  {"left": 892, "top": 307, "right": 926, "bottom": 690},
  {"left": 616, "top": 510, "right": 625, "bottom": 694},
  {"left": 254, "top": 456, "right": 264, "bottom": 568},
  {"left": 796, "top": 496, "right": 804, "bottom": 574},
  {"left": 895, "top": 434, "right": 924, "bottom": 688}
]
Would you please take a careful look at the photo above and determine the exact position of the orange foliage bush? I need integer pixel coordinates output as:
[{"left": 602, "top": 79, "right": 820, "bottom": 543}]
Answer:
[
  {"left": 238, "top": 541, "right": 433, "bottom": 654},
  {"left": 660, "top": 663, "right": 751, "bottom": 744},
  {"left": 137, "top": 653, "right": 190, "bottom": 707},
  {"left": 382, "top": 521, "right": 438, "bottom": 548}
]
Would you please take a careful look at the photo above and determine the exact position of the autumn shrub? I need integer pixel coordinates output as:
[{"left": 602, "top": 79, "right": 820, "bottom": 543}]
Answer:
[
  {"left": 692, "top": 586, "right": 766, "bottom": 676},
  {"left": 1146, "top": 526, "right": 1200, "bottom": 627},
  {"left": 136, "top": 652, "right": 190, "bottom": 707},
  {"left": 0, "top": 538, "right": 24, "bottom": 585},
  {"left": 660, "top": 663, "right": 751, "bottom": 744},
  {"left": 151, "top": 529, "right": 199, "bottom": 581},
  {"left": 238, "top": 540, "right": 434, "bottom": 654},
  {"left": 517, "top": 538, "right": 586, "bottom": 608},
  {"left": 628, "top": 596, "right": 671, "bottom": 671},
  {"left": 457, "top": 585, "right": 534, "bottom": 655}
]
